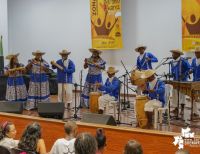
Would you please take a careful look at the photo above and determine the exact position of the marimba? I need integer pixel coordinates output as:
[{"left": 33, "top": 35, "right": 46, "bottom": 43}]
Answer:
[{"left": 165, "top": 80, "right": 200, "bottom": 120}]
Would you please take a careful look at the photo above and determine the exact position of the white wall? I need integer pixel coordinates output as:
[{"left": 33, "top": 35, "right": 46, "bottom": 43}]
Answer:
[
  {"left": 0, "top": 0, "right": 8, "bottom": 56},
  {"left": 7, "top": 0, "right": 183, "bottom": 90}
]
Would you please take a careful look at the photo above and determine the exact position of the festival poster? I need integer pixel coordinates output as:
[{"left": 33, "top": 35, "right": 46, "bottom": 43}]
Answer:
[
  {"left": 90, "top": 0, "right": 123, "bottom": 49},
  {"left": 182, "top": 0, "right": 200, "bottom": 51}
]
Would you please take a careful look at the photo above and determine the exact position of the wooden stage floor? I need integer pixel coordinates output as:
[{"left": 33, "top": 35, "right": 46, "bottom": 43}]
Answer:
[{"left": 19, "top": 94, "right": 200, "bottom": 134}]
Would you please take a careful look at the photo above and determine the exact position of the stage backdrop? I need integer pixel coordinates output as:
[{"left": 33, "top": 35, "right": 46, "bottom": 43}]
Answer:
[
  {"left": 182, "top": 0, "right": 200, "bottom": 51},
  {"left": 90, "top": 0, "right": 123, "bottom": 49}
]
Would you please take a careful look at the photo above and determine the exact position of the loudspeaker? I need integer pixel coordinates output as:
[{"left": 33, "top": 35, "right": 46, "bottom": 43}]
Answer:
[
  {"left": 81, "top": 113, "right": 117, "bottom": 126},
  {"left": 0, "top": 102, "right": 23, "bottom": 114},
  {"left": 38, "top": 102, "right": 64, "bottom": 119}
]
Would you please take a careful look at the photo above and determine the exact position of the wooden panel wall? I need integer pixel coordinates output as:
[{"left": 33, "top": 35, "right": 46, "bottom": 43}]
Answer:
[{"left": 0, "top": 113, "right": 199, "bottom": 154}]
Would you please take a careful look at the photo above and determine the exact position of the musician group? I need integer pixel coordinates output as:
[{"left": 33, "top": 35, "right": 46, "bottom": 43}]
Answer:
[{"left": 4, "top": 45, "right": 200, "bottom": 129}]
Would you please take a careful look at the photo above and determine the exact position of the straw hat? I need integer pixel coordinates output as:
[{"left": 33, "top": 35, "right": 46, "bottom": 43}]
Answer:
[
  {"left": 6, "top": 53, "right": 20, "bottom": 60},
  {"left": 194, "top": 46, "right": 200, "bottom": 52},
  {"left": 170, "top": 49, "right": 183, "bottom": 55},
  {"left": 135, "top": 45, "right": 147, "bottom": 52},
  {"left": 89, "top": 48, "right": 102, "bottom": 54},
  {"left": 140, "top": 69, "right": 156, "bottom": 79},
  {"left": 107, "top": 67, "right": 119, "bottom": 74},
  {"left": 32, "top": 50, "right": 45, "bottom": 56},
  {"left": 59, "top": 49, "right": 71, "bottom": 55}
]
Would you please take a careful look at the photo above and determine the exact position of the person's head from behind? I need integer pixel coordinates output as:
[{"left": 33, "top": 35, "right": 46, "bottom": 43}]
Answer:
[
  {"left": 74, "top": 132, "right": 97, "bottom": 154},
  {"left": 0, "top": 121, "right": 17, "bottom": 141},
  {"left": 64, "top": 121, "right": 78, "bottom": 137},
  {"left": 124, "top": 140, "right": 143, "bottom": 154},
  {"left": 175, "top": 149, "right": 190, "bottom": 154},
  {"left": 96, "top": 128, "right": 106, "bottom": 151},
  {"left": 18, "top": 122, "right": 41, "bottom": 151}
]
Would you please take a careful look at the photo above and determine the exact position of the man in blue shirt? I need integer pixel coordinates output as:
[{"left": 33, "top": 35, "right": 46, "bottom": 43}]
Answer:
[
  {"left": 135, "top": 45, "right": 158, "bottom": 70},
  {"left": 51, "top": 49, "right": 75, "bottom": 109},
  {"left": 191, "top": 46, "right": 200, "bottom": 117},
  {"left": 97, "top": 67, "right": 120, "bottom": 114},
  {"left": 170, "top": 49, "right": 190, "bottom": 115},
  {"left": 142, "top": 70, "right": 165, "bottom": 128}
]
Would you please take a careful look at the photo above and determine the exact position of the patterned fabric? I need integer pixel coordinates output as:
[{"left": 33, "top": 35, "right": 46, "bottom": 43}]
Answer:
[
  {"left": 136, "top": 52, "right": 158, "bottom": 70},
  {"left": 81, "top": 57, "right": 106, "bottom": 107},
  {"left": 191, "top": 58, "right": 200, "bottom": 81},
  {"left": 52, "top": 59, "right": 75, "bottom": 83},
  {"left": 171, "top": 57, "right": 191, "bottom": 81},
  {"left": 27, "top": 59, "right": 50, "bottom": 109},
  {"left": 4, "top": 64, "right": 27, "bottom": 102}
]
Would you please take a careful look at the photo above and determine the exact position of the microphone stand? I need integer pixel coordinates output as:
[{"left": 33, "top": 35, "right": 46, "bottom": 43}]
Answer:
[{"left": 79, "top": 70, "right": 83, "bottom": 108}]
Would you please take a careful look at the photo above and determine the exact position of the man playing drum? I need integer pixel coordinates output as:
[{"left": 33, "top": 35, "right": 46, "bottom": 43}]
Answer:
[
  {"left": 142, "top": 70, "right": 165, "bottom": 128},
  {"left": 96, "top": 67, "right": 120, "bottom": 114}
]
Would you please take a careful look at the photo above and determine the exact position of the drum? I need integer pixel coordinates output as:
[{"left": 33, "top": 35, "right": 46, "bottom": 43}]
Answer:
[
  {"left": 131, "top": 69, "right": 146, "bottom": 90},
  {"left": 135, "top": 95, "right": 148, "bottom": 128},
  {"left": 89, "top": 92, "right": 101, "bottom": 113}
]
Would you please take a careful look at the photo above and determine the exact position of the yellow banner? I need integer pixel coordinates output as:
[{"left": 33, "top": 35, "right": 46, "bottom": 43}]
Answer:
[
  {"left": 182, "top": 0, "right": 200, "bottom": 51},
  {"left": 90, "top": 0, "right": 123, "bottom": 49}
]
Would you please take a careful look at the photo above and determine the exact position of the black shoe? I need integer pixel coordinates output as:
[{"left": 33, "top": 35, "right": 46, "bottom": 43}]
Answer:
[{"left": 98, "top": 109, "right": 103, "bottom": 114}]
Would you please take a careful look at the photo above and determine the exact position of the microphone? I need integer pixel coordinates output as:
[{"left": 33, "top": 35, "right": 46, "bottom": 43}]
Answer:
[{"left": 163, "top": 57, "right": 173, "bottom": 60}]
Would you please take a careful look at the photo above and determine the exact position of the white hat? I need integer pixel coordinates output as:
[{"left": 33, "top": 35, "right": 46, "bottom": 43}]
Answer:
[
  {"left": 170, "top": 49, "right": 184, "bottom": 55},
  {"left": 135, "top": 45, "right": 147, "bottom": 52},
  {"left": 32, "top": 50, "right": 45, "bottom": 56}
]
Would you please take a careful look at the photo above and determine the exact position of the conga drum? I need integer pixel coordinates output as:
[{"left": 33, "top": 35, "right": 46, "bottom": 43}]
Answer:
[
  {"left": 131, "top": 70, "right": 146, "bottom": 90},
  {"left": 89, "top": 92, "right": 101, "bottom": 113},
  {"left": 135, "top": 95, "right": 148, "bottom": 128}
]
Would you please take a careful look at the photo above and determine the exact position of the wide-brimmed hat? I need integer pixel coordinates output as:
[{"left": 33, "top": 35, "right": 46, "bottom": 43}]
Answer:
[
  {"left": 59, "top": 49, "right": 71, "bottom": 55},
  {"left": 32, "top": 50, "right": 45, "bottom": 56},
  {"left": 135, "top": 45, "right": 147, "bottom": 52},
  {"left": 170, "top": 49, "right": 183, "bottom": 55},
  {"left": 107, "top": 67, "right": 119, "bottom": 74},
  {"left": 6, "top": 53, "right": 20, "bottom": 60},
  {"left": 141, "top": 69, "right": 156, "bottom": 79},
  {"left": 89, "top": 48, "right": 102, "bottom": 54},
  {"left": 194, "top": 46, "right": 200, "bottom": 52}
]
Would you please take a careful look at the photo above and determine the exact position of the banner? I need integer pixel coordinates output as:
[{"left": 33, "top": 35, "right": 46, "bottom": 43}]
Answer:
[
  {"left": 182, "top": 0, "right": 200, "bottom": 51},
  {"left": 90, "top": 0, "right": 123, "bottom": 49}
]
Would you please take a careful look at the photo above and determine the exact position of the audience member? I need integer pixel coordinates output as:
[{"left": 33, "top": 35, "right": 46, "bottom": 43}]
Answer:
[
  {"left": 124, "top": 140, "right": 143, "bottom": 154},
  {"left": 50, "top": 121, "right": 78, "bottom": 154},
  {"left": 95, "top": 128, "right": 106, "bottom": 154},
  {"left": 18, "top": 122, "right": 46, "bottom": 154},
  {"left": 0, "top": 121, "right": 18, "bottom": 149},
  {"left": 74, "top": 132, "right": 97, "bottom": 154},
  {"left": 175, "top": 149, "right": 190, "bottom": 154}
]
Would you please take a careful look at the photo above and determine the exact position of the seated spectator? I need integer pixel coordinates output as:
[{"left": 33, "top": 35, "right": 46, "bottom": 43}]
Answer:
[
  {"left": 18, "top": 122, "right": 46, "bottom": 154},
  {"left": 0, "top": 121, "right": 18, "bottom": 149},
  {"left": 50, "top": 121, "right": 78, "bottom": 154},
  {"left": 74, "top": 133, "right": 97, "bottom": 154},
  {"left": 124, "top": 140, "right": 143, "bottom": 154},
  {"left": 175, "top": 149, "right": 190, "bottom": 154},
  {"left": 95, "top": 128, "right": 106, "bottom": 154}
]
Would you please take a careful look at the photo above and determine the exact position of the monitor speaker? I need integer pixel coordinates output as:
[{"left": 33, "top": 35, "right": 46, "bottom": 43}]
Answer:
[
  {"left": 38, "top": 102, "right": 64, "bottom": 119},
  {"left": 81, "top": 113, "right": 117, "bottom": 126},
  {"left": 0, "top": 102, "right": 23, "bottom": 114}
]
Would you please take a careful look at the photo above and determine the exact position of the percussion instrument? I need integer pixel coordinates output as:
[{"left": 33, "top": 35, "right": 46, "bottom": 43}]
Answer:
[
  {"left": 165, "top": 80, "right": 200, "bottom": 120},
  {"left": 131, "top": 69, "right": 146, "bottom": 89},
  {"left": 89, "top": 92, "right": 101, "bottom": 113},
  {"left": 51, "top": 60, "right": 64, "bottom": 70},
  {"left": 135, "top": 95, "right": 149, "bottom": 128}
]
